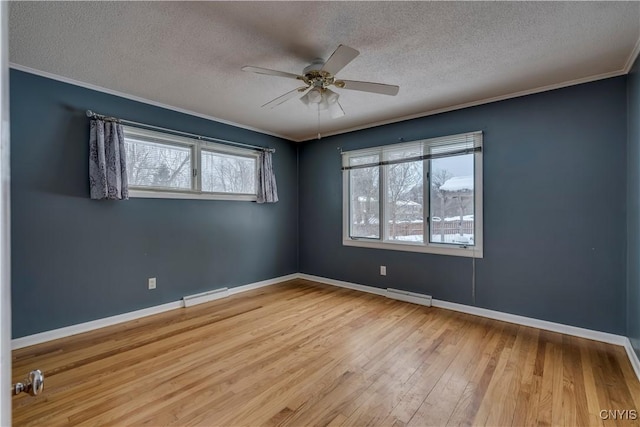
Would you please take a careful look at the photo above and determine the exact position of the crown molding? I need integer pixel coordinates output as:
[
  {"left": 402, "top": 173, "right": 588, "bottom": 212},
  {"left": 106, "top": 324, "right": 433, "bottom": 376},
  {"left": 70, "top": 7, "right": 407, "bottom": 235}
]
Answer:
[
  {"left": 299, "top": 68, "right": 628, "bottom": 142},
  {"left": 623, "top": 34, "right": 640, "bottom": 74},
  {"left": 9, "top": 63, "right": 293, "bottom": 142},
  {"left": 9, "top": 61, "right": 634, "bottom": 145}
]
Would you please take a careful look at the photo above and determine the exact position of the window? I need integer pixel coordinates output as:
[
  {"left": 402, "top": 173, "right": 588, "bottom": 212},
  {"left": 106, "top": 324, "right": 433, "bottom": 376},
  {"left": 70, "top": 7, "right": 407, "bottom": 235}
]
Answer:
[
  {"left": 348, "top": 154, "right": 380, "bottom": 239},
  {"left": 342, "top": 131, "right": 483, "bottom": 258},
  {"left": 123, "top": 126, "right": 259, "bottom": 201}
]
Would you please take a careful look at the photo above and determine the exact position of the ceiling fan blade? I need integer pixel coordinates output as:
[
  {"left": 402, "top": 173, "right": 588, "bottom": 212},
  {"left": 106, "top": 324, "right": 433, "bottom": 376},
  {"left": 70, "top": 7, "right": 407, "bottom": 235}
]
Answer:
[
  {"left": 261, "top": 86, "right": 310, "bottom": 109},
  {"left": 337, "top": 79, "right": 399, "bottom": 96},
  {"left": 329, "top": 101, "right": 345, "bottom": 119},
  {"left": 241, "top": 66, "right": 302, "bottom": 80},
  {"left": 321, "top": 45, "right": 360, "bottom": 75}
]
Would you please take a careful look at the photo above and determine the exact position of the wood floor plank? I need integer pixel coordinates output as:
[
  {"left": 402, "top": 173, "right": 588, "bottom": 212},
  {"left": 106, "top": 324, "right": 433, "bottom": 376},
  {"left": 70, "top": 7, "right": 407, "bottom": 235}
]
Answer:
[
  {"left": 535, "top": 330, "right": 563, "bottom": 427},
  {"left": 468, "top": 322, "right": 519, "bottom": 426},
  {"left": 443, "top": 319, "right": 507, "bottom": 427},
  {"left": 11, "top": 279, "right": 640, "bottom": 426},
  {"left": 87, "top": 286, "right": 382, "bottom": 426},
  {"left": 406, "top": 316, "right": 491, "bottom": 426},
  {"left": 279, "top": 304, "right": 438, "bottom": 426},
  {"left": 579, "top": 337, "right": 606, "bottom": 427},
  {"left": 510, "top": 327, "right": 541, "bottom": 427}
]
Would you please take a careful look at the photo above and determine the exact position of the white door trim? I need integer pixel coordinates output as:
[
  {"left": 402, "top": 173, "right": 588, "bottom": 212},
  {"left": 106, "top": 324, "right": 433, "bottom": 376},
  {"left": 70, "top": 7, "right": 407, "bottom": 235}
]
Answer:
[{"left": 0, "top": 1, "right": 12, "bottom": 424}]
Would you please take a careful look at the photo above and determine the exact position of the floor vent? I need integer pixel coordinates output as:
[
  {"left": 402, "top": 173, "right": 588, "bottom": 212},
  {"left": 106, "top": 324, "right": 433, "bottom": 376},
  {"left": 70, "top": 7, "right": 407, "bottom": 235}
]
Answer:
[
  {"left": 182, "top": 288, "right": 229, "bottom": 307},
  {"left": 386, "top": 288, "right": 432, "bottom": 307}
]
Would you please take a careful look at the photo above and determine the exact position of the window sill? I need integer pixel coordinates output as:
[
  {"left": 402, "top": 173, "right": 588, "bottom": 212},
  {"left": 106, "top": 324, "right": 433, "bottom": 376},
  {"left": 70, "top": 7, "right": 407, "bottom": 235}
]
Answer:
[
  {"left": 342, "top": 238, "right": 483, "bottom": 258},
  {"left": 129, "top": 189, "right": 257, "bottom": 202}
]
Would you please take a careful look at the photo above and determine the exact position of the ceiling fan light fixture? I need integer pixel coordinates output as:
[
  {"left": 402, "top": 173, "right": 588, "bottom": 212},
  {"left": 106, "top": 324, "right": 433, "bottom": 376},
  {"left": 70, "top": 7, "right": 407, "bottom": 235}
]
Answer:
[
  {"left": 307, "top": 88, "right": 323, "bottom": 104},
  {"left": 301, "top": 88, "right": 340, "bottom": 111},
  {"left": 324, "top": 88, "right": 339, "bottom": 105},
  {"left": 318, "top": 98, "right": 330, "bottom": 111}
]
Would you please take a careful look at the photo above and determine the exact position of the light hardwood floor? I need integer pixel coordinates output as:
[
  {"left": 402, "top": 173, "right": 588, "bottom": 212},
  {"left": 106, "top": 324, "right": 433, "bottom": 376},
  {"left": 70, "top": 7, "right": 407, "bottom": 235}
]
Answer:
[{"left": 12, "top": 279, "right": 640, "bottom": 426}]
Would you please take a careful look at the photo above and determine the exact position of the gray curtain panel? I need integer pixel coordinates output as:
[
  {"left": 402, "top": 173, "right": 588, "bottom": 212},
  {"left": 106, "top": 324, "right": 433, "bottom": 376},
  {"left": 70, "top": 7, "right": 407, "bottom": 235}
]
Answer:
[
  {"left": 89, "top": 119, "right": 129, "bottom": 200},
  {"left": 257, "top": 151, "right": 278, "bottom": 203}
]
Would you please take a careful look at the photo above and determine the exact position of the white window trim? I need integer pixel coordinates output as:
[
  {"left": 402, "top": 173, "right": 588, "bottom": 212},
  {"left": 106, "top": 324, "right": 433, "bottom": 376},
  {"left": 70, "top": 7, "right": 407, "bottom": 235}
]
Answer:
[
  {"left": 128, "top": 189, "right": 257, "bottom": 202},
  {"left": 342, "top": 132, "right": 483, "bottom": 259},
  {"left": 123, "top": 126, "right": 259, "bottom": 201}
]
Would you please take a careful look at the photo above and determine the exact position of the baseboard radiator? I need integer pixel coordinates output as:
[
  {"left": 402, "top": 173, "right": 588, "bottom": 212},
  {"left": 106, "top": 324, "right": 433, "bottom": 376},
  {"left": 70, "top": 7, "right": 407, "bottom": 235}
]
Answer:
[
  {"left": 386, "top": 288, "right": 432, "bottom": 307},
  {"left": 182, "top": 287, "right": 229, "bottom": 307}
]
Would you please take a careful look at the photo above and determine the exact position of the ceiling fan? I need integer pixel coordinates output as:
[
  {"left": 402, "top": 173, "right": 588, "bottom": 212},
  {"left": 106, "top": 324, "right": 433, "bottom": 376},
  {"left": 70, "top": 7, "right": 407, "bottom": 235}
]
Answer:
[{"left": 241, "top": 44, "right": 399, "bottom": 119}]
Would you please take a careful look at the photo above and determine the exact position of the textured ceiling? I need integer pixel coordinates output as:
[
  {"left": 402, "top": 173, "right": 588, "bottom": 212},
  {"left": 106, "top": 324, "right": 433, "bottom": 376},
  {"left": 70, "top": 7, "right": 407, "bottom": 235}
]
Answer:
[{"left": 9, "top": 1, "right": 640, "bottom": 141}]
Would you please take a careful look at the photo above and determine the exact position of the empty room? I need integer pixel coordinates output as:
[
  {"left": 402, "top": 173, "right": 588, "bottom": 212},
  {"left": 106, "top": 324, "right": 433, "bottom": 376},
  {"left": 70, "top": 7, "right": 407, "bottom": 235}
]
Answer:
[{"left": 1, "top": 1, "right": 640, "bottom": 426}]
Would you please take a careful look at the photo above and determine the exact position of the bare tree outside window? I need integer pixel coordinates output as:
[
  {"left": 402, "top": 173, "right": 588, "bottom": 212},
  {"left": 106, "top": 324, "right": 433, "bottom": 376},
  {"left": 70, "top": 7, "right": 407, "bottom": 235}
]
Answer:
[
  {"left": 430, "top": 168, "right": 453, "bottom": 243},
  {"left": 385, "top": 158, "right": 423, "bottom": 242},
  {"left": 349, "top": 155, "right": 380, "bottom": 238},
  {"left": 201, "top": 151, "right": 256, "bottom": 194},
  {"left": 342, "top": 131, "right": 482, "bottom": 256},
  {"left": 122, "top": 126, "right": 261, "bottom": 201},
  {"left": 125, "top": 139, "right": 191, "bottom": 190}
]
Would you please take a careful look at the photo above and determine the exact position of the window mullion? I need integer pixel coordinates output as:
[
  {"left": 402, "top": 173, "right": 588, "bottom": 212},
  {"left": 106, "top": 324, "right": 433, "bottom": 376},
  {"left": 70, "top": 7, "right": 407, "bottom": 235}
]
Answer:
[
  {"left": 424, "top": 159, "right": 429, "bottom": 246},
  {"left": 379, "top": 163, "right": 386, "bottom": 241},
  {"left": 346, "top": 170, "right": 352, "bottom": 239},
  {"left": 193, "top": 143, "right": 200, "bottom": 191}
]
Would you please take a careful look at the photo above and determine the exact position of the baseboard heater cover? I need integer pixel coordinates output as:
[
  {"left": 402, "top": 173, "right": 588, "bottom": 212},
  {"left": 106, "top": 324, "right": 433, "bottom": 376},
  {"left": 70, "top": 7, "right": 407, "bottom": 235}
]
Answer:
[
  {"left": 386, "top": 288, "right": 432, "bottom": 307},
  {"left": 182, "top": 287, "right": 229, "bottom": 307}
]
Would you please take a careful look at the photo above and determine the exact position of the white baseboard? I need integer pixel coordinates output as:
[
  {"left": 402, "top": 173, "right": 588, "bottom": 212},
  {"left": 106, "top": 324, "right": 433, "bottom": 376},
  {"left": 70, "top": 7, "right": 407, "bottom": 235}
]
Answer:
[
  {"left": 11, "top": 273, "right": 298, "bottom": 350},
  {"left": 298, "top": 275, "right": 433, "bottom": 307},
  {"left": 228, "top": 274, "right": 299, "bottom": 295},
  {"left": 183, "top": 288, "right": 230, "bottom": 308},
  {"left": 299, "top": 273, "right": 640, "bottom": 382},
  {"left": 386, "top": 288, "right": 432, "bottom": 307},
  {"left": 624, "top": 338, "right": 640, "bottom": 381},
  {"left": 300, "top": 273, "right": 625, "bottom": 345},
  {"left": 430, "top": 299, "right": 627, "bottom": 346},
  {"left": 11, "top": 272, "right": 640, "bottom": 384},
  {"left": 298, "top": 273, "right": 387, "bottom": 296},
  {"left": 11, "top": 300, "right": 183, "bottom": 350}
]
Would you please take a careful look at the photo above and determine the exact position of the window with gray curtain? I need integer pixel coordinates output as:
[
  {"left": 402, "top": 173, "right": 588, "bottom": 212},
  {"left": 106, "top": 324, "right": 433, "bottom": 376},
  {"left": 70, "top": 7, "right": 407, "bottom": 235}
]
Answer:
[
  {"left": 89, "top": 119, "right": 129, "bottom": 200},
  {"left": 257, "top": 151, "right": 278, "bottom": 204},
  {"left": 113, "top": 125, "right": 278, "bottom": 203}
]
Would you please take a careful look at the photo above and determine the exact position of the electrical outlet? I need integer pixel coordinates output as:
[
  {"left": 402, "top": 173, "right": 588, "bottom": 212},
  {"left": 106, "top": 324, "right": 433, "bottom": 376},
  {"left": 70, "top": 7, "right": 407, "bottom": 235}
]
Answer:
[
  {"left": 380, "top": 266, "right": 387, "bottom": 276},
  {"left": 148, "top": 277, "right": 156, "bottom": 290}
]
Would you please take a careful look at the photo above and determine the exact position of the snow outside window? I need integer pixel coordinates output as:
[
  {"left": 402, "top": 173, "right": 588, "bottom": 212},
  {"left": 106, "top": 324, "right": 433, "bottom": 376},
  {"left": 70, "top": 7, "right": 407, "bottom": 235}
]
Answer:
[
  {"left": 123, "top": 126, "right": 259, "bottom": 201},
  {"left": 342, "top": 132, "right": 483, "bottom": 258}
]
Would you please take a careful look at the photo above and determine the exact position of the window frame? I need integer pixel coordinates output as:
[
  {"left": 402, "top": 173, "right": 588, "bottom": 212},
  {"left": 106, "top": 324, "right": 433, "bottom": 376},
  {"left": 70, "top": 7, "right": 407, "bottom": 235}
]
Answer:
[
  {"left": 342, "top": 132, "right": 483, "bottom": 258},
  {"left": 123, "top": 126, "right": 260, "bottom": 202}
]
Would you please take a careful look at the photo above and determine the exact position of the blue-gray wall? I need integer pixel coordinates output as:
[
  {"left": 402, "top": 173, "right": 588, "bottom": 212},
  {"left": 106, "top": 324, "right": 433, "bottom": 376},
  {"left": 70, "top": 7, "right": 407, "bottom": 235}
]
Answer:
[
  {"left": 628, "top": 55, "right": 640, "bottom": 358},
  {"left": 10, "top": 68, "right": 634, "bottom": 339},
  {"left": 299, "top": 77, "right": 628, "bottom": 335},
  {"left": 10, "top": 70, "right": 298, "bottom": 338}
]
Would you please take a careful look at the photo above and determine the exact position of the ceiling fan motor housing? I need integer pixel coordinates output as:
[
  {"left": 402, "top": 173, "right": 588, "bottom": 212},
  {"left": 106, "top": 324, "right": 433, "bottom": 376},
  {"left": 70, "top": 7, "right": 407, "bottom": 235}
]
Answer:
[
  {"left": 301, "top": 59, "right": 340, "bottom": 89},
  {"left": 302, "top": 59, "right": 325, "bottom": 75}
]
